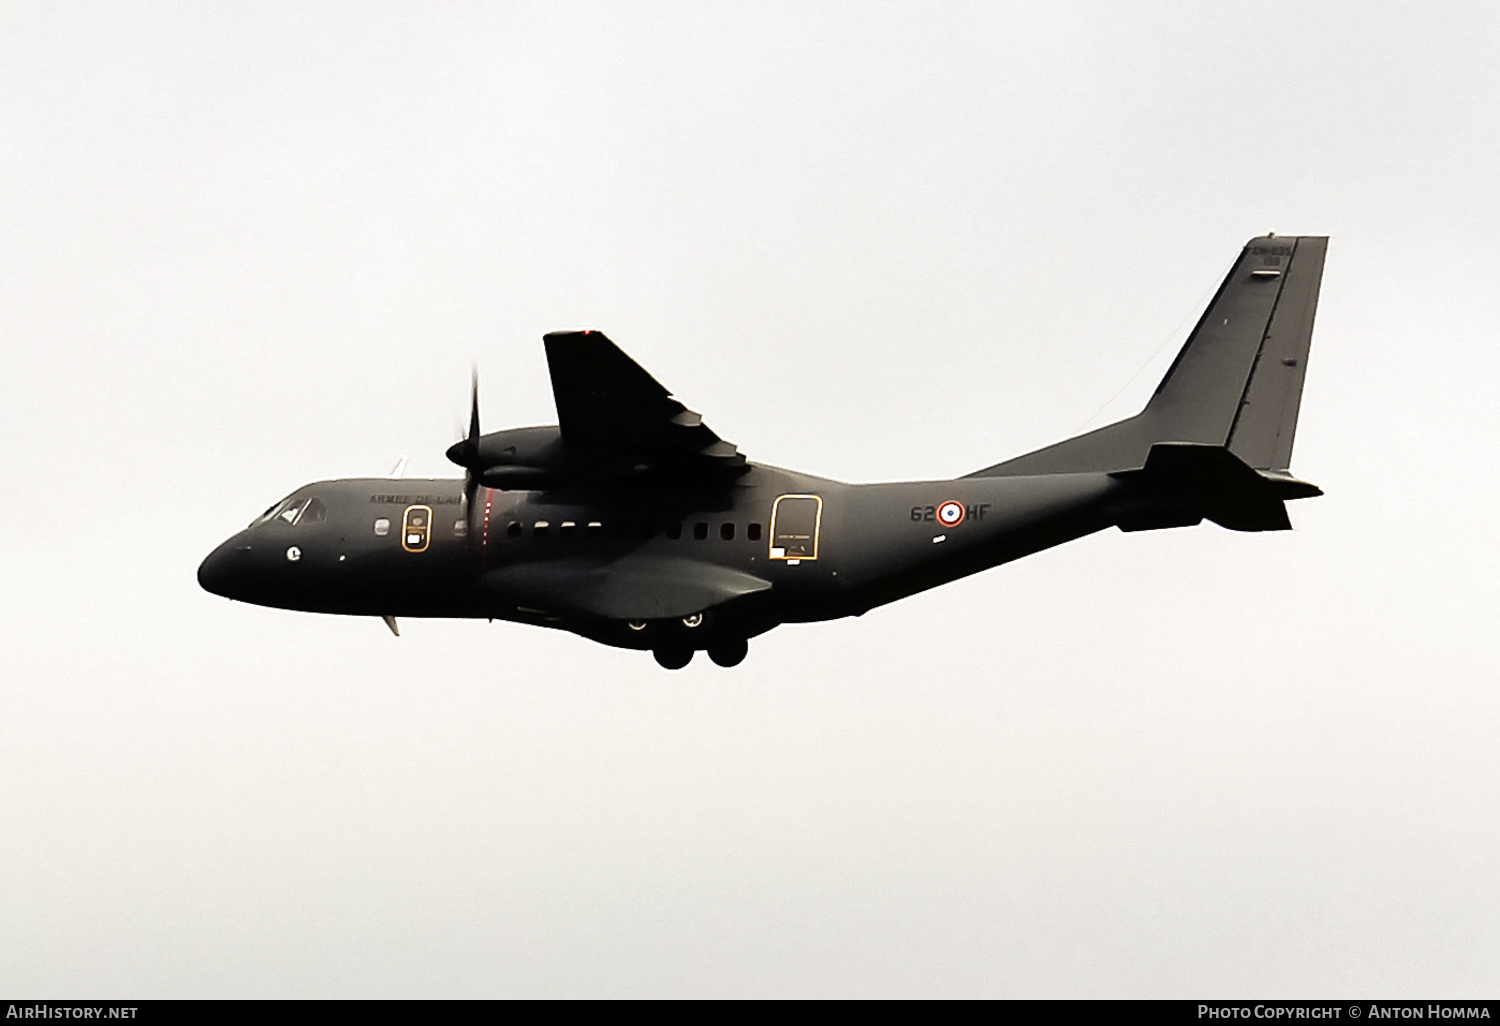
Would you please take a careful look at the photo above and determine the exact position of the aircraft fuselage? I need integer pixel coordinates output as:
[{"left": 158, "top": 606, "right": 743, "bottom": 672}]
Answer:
[{"left": 198, "top": 461, "right": 1121, "bottom": 653}]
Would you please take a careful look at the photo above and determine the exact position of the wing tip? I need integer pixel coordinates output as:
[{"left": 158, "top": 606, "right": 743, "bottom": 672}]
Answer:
[{"left": 544, "top": 329, "right": 609, "bottom": 344}]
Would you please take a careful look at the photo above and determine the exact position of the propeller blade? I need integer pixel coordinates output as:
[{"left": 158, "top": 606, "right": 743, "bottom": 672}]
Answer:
[
  {"left": 457, "top": 366, "right": 486, "bottom": 565},
  {"left": 468, "top": 365, "right": 481, "bottom": 455},
  {"left": 446, "top": 365, "right": 483, "bottom": 470}
]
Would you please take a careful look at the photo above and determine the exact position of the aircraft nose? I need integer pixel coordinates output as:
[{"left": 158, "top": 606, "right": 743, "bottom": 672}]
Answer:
[{"left": 198, "top": 534, "right": 255, "bottom": 599}]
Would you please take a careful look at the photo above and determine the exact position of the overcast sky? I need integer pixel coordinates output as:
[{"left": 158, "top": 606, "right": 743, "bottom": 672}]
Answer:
[{"left": 3, "top": 1, "right": 1498, "bottom": 998}]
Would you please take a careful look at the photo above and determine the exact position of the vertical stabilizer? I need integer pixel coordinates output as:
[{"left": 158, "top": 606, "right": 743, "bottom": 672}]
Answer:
[
  {"left": 1224, "top": 237, "right": 1326, "bottom": 470},
  {"left": 968, "top": 235, "right": 1327, "bottom": 477}
]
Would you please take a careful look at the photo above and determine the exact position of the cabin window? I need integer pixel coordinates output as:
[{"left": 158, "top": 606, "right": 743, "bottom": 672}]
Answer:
[
  {"left": 587, "top": 521, "right": 603, "bottom": 536},
  {"left": 374, "top": 518, "right": 391, "bottom": 537},
  {"left": 560, "top": 521, "right": 577, "bottom": 538},
  {"left": 747, "top": 523, "right": 762, "bottom": 542},
  {"left": 453, "top": 519, "right": 467, "bottom": 537},
  {"left": 506, "top": 521, "right": 522, "bottom": 539},
  {"left": 720, "top": 523, "right": 735, "bottom": 541},
  {"left": 769, "top": 494, "right": 822, "bottom": 560},
  {"left": 693, "top": 522, "right": 709, "bottom": 540},
  {"left": 534, "top": 521, "right": 550, "bottom": 537},
  {"left": 667, "top": 523, "right": 682, "bottom": 540}
]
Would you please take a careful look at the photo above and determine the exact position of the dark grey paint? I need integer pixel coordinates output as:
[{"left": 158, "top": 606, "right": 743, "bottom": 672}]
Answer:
[{"left": 199, "top": 236, "right": 1326, "bottom": 668}]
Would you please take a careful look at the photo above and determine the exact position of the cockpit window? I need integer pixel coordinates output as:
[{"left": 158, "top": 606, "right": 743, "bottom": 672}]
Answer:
[
  {"left": 277, "top": 499, "right": 308, "bottom": 525},
  {"left": 255, "top": 495, "right": 327, "bottom": 527},
  {"left": 252, "top": 495, "right": 297, "bottom": 527}
]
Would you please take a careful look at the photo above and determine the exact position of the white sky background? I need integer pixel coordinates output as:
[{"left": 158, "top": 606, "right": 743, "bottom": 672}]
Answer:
[{"left": 2, "top": 1, "right": 1498, "bottom": 998}]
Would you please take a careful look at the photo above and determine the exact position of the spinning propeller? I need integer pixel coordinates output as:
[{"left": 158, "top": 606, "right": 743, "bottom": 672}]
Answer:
[{"left": 444, "top": 368, "right": 485, "bottom": 558}]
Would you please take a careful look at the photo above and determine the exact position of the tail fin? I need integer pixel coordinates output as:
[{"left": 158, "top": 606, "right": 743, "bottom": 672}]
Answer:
[{"left": 969, "top": 235, "right": 1327, "bottom": 477}]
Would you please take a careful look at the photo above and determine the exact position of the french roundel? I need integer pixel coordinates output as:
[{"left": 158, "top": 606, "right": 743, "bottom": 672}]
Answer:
[{"left": 936, "top": 500, "right": 966, "bottom": 527}]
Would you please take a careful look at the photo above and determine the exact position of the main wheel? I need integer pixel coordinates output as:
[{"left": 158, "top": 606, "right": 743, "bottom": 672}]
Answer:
[
  {"left": 707, "top": 638, "right": 749, "bottom": 668},
  {"left": 653, "top": 646, "right": 693, "bottom": 670}
]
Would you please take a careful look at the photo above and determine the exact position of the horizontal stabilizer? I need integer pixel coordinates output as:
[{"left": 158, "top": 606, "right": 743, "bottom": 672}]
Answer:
[{"left": 1110, "top": 442, "right": 1320, "bottom": 533}]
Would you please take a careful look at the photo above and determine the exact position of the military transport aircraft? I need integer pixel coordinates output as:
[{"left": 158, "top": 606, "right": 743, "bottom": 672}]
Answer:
[{"left": 199, "top": 235, "right": 1326, "bottom": 669}]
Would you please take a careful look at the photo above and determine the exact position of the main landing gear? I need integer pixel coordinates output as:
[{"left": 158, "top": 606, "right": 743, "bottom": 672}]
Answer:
[
  {"left": 644, "top": 612, "right": 750, "bottom": 670},
  {"left": 650, "top": 640, "right": 750, "bottom": 670},
  {"left": 636, "top": 612, "right": 750, "bottom": 669},
  {"left": 707, "top": 638, "right": 748, "bottom": 667},
  {"left": 653, "top": 646, "right": 694, "bottom": 670}
]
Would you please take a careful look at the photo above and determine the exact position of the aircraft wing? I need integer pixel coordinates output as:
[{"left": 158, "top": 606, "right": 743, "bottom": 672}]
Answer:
[
  {"left": 482, "top": 555, "right": 771, "bottom": 621},
  {"left": 544, "top": 330, "right": 747, "bottom": 479}
]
